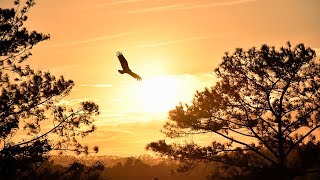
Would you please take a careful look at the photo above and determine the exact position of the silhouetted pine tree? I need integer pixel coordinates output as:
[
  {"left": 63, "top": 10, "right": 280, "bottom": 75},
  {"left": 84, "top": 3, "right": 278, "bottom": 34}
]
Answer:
[
  {"left": 147, "top": 42, "right": 320, "bottom": 178},
  {"left": 0, "top": 0, "right": 99, "bottom": 178}
]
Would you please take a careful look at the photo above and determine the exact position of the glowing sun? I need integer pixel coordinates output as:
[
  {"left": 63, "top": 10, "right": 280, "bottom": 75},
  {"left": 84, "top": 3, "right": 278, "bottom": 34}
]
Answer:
[{"left": 135, "top": 76, "right": 183, "bottom": 113}]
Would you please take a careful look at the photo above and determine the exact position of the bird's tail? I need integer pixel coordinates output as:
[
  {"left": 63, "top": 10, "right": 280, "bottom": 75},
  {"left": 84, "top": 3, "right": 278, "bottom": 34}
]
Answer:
[{"left": 118, "top": 70, "right": 125, "bottom": 74}]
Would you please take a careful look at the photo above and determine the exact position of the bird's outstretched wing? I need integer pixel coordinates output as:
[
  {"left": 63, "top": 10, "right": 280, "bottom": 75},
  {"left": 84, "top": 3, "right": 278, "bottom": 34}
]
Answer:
[
  {"left": 128, "top": 71, "right": 142, "bottom": 81},
  {"left": 116, "top": 52, "right": 130, "bottom": 71}
]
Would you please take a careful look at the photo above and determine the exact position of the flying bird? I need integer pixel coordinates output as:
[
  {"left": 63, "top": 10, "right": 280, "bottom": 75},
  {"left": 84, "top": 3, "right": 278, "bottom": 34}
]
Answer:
[{"left": 116, "top": 52, "right": 142, "bottom": 81}]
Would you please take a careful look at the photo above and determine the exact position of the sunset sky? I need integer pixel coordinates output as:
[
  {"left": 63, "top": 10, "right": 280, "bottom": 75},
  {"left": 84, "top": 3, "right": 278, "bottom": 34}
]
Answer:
[{"left": 2, "top": 0, "right": 320, "bottom": 156}]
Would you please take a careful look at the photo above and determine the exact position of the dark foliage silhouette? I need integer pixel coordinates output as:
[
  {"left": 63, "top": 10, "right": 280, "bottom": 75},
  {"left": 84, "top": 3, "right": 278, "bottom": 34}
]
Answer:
[
  {"left": 66, "top": 156, "right": 165, "bottom": 179},
  {"left": 116, "top": 51, "right": 142, "bottom": 81},
  {"left": 0, "top": 0, "right": 99, "bottom": 178},
  {"left": 3, "top": 148, "right": 320, "bottom": 180},
  {"left": 50, "top": 155, "right": 209, "bottom": 180},
  {"left": 20, "top": 160, "right": 107, "bottom": 180},
  {"left": 147, "top": 42, "right": 320, "bottom": 178}
]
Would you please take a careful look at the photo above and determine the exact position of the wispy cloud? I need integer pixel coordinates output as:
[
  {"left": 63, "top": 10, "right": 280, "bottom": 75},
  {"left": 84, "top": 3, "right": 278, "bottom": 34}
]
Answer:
[
  {"left": 81, "top": 84, "right": 113, "bottom": 88},
  {"left": 133, "top": 36, "right": 212, "bottom": 48},
  {"left": 101, "top": 0, "right": 147, "bottom": 6},
  {"left": 127, "top": 0, "right": 256, "bottom": 14},
  {"left": 127, "top": 4, "right": 184, "bottom": 14},
  {"left": 101, "top": 129, "right": 134, "bottom": 135},
  {"left": 82, "top": 0, "right": 148, "bottom": 11},
  {"left": 176, "top": 0, "right": 256, "bottom": 10},
  {"left": 56, "top": 98, "right": 89, "bottom": 106},
  {"left": 48, "top": 32, "right": 133, "bottom": 48}
]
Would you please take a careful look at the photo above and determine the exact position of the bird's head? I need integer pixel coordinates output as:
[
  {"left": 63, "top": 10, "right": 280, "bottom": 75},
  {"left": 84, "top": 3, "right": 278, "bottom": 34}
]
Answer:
[{"left": 116, "top": 51, "right": 123, "bottom": 56}]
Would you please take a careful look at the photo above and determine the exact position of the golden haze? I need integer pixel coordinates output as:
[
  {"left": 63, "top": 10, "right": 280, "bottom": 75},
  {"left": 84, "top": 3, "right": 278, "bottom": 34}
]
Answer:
[{"left": 2, "top": 0, "right": 320, "bottom": 156}]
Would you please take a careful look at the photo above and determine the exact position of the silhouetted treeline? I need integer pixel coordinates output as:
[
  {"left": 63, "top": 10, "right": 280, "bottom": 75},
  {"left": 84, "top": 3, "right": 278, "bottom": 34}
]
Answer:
[
  {"left": 51, "top": 154, "right": 211, "bottom": 180},
  {"left": 2, "top": 142, "right": 320, "bottom": 179},
  {"left": 1, "top": 155, "right": 210, "bottom": 179}
]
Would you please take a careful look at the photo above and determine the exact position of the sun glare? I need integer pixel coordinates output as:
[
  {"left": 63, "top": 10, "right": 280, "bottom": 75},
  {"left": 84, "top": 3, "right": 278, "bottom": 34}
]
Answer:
[
  {"left": 135, "top": 76, "right": 183, "bottom": 113},
  {"left": 116, "top": 72, "right": 214, "bottom": 115}
]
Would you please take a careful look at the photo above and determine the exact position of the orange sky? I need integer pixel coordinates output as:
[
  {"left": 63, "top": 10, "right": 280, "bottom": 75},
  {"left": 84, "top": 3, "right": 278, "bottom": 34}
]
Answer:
[{"left": 2, "top": 0, "right": 320, "bottom": 156}]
